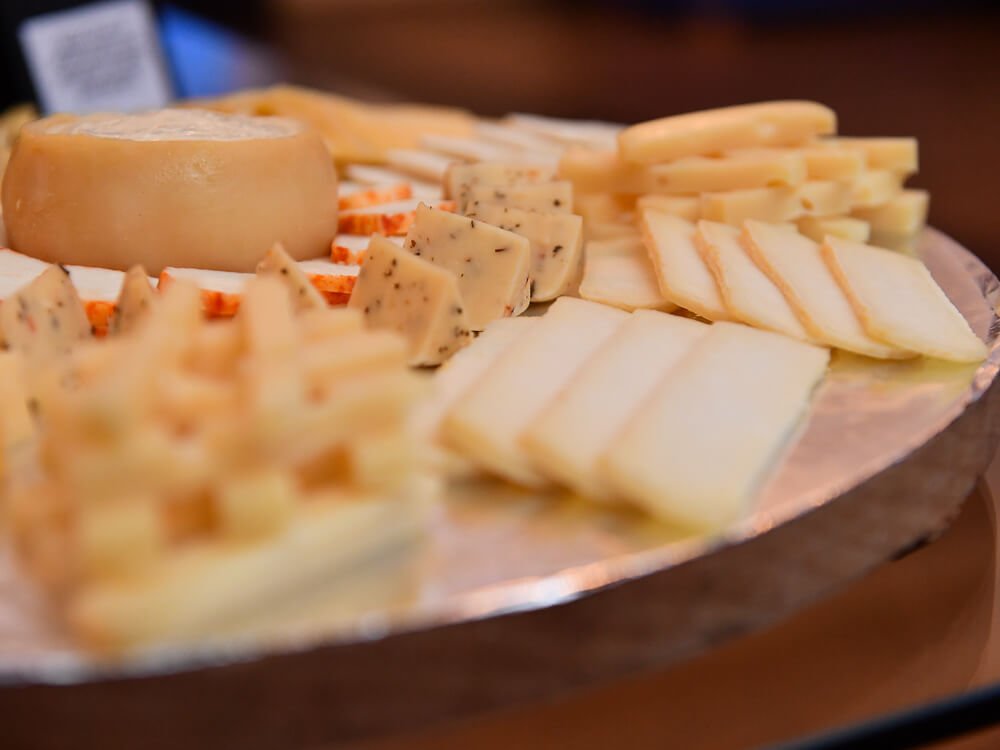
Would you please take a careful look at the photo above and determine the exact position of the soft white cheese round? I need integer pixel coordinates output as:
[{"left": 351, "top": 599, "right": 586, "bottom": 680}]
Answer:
[{"left": 1, "top": 109, "right": 338, "bottom": 273}]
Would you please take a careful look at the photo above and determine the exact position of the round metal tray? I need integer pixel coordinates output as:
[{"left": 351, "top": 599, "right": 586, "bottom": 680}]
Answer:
[{"left": 2, "top": 228, "right": 998, "bottom": 750}]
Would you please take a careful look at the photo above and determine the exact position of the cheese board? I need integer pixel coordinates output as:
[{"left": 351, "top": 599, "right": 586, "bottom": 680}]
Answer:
[{"left": 0, "top": 93, "right": 997, "bottom": 747}]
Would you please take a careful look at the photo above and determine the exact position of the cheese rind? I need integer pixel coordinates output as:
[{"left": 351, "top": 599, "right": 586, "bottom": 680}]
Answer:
[
  {"left": 465, "top": 181, "right": 573, "bottom": 215},
  {"left": 405, "top": 204, "right": 531, "bottom": 330},
  {"left": 445, "top": 162, "right": 556, "bottom": 211},
  {"left": 348, "top": 236, "right": 472, "bottom": 366},
  {"left": 465, "top": 203, "right": 583, "bottom": 301},
  {"left": 523, "top": 311, "right": 709, "bottom": 499},
  {"left": 443, "top": 297, "right": 628, "bottom": 486},
  {"left": 639, "top": 211, "right": 730, "bottom": 320},
  {"left": 2, "top": 110, "right": 339, "bottom": 274},
  {"left": 579, "top": 238, "right": 673, "bottom": 311},
  {"left": 820, "top": 236, "right": 986, "bottom": 362},
  {"left": 619, "top": 101, "right": 836, "bottom": 164},
  {"left": 696, "top": 220, "right": 811, "bottom": 341},
  {"left": 601, "top": 322, "right": 829, "bottom": 528},
  {"left": 741, "top": 221, "right": 908, "bottom": 358}
]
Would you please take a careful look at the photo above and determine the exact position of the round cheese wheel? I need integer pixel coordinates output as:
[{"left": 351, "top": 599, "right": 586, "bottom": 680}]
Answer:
[{"left": 1, "top": 109, "right": 338, "bottom": 274}]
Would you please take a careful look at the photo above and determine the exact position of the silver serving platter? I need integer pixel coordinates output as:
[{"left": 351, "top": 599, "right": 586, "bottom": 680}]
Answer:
[{"left": 1, "top": 229, "right": 998, "bottom": 742}]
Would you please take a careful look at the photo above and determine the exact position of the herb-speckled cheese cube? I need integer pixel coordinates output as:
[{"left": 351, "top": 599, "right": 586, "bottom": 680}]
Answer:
[
  {"left": 445, "top": 162, "right": 556, "bottom": 212},
  {"left": 466, "top": 203, "right": 583, "bottom": 301},
  {"left": 465, "top": 181, "right": 574, "bottom": 215},
  {"left": 348, "top": 236, "right": 472, "bottom": 366},
  {"left": 0, "top": 265, "right": 92, "bottom": 357},
  {"left": 404, "top": 204, "right": 531, "bottom": 330}
]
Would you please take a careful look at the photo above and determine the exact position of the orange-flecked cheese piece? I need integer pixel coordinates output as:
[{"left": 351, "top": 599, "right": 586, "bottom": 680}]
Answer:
[
  {"left": 338, "top": 181, "right": 412, "bottom": 211},
  {"left": 2, "top": 109, "right": 339, "bottom": 274},
  {"left": 337, "top": 199, "right": 456, "bottom": 236},
  {"left": 159, "top": 268, "right": 248, "bottom": 318}
]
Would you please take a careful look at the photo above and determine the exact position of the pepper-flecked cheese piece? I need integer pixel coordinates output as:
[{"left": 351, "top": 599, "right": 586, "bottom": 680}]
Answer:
[
  {"left": 465, "top": 203, "right": 583, "bottom": 301},
  {"left": 442, "top": 297, "right": 628, "bottom": 486},
  {"left": 0, "top": 265, "right": 92, "bottom": 356},
  {"left": 256, "top": 244, "right": 328, "bottom": 311},
  {"left": 465, "top": 181, "right": 573, "bottom": 215},
  {"left": 348, "top": 236, "right": 472, "bottom": 366},
  {"left": 404, "top": 204, "right": 531, "bottom": 330},
  {"left": 445, "top": 162, "right": 556, "bottom": 211},
  {"left": 618, "top": 101, "right": 836, "bottom": 164},
  {"left": 849, "top": 169, "right": 903, "bottom": 208},
  {"left": 110, "top": 266, "right": 157, "bottom": 335}
]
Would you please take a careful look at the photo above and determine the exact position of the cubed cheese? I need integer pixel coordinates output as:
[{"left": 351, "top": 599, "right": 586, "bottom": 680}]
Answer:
[
  {"left": 159, "top": 267, "right": 249, "bottom": 317},
  {"left": 821, "top": 137, "right": 918, "bottom": 174},
  {"left": 849, "top": 169, "right": 903, "bottom": 208}
]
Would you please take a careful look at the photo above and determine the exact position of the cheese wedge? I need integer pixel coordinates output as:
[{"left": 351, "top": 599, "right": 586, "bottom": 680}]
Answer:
[
  {"left": 443, "top": 297, "right": 628, "bottom": 486},
  {"left": 602, "top": 322, "right": 829, "bottom": 528},
  {"left": 385, "top": 148, "right": 455, "bottom": 182},
  {"left": 110, "top": 266, "right": 157, "bottom": 335},
  {"left": 696, "top": 220, "right": 811, "bottom": 341},
  {"left": 256, "top": 244, "right": 328, "bottom": 311},
  {"left": 296, "top": 259, "right": 359, "bottom": 305},
  {"left": 646, "top": 150, "right": 806, "bottom": 194},
  {"left": 741, "top": 221, "right": 908, "bottom": 359},
  {"left": 850, "top": 169, "right": 903, "bottom": 208},
  {"left": 796, "top": 216, "right": 870, "bottom": 244},
  {"left": 337, "top": 199, "right": 456, "bottom": 236},
  {"left": 639, "top": 211, "right": 730, "bottom": 320},
  {"left": 445, "top": 162, "right": 557, "bottom": 211},
  {"left": 159, "top": 268, "right": 249, "bottom": 317},
  {"left": 465, "top": 181, "right": 573, "bottom": 215},
  {"left": 636, "top": 194, "right": 701, "bottom": 223},
  {"left": 851, "top": 189, "right": 929, "bottom": 235},
  {"left": 823, "top": 137, "right": 918, "bottom": 174},
  {"left": 347, "top": 236, "right": 472, "bottom": 366},
  {"left": 405, "top": 204, "right": 531, "bottom": 330},
  {"left": 338, "top": 182, "right": 412, "bottom": 211},
  {"left": 0, "top": 265, "right": 92, "bottom": 356},
  {"left": 580, "top": 238, "right": 673, "bottom": 311},
  {"left": 619, "top": 101, "right": 836, "bottom": 164},
  {"left": 558, "top": 147, "right": 652, "bottom": 195},
  {"left": 523, "top": 310, "right": 708, "bottom": 499},
  {"left": 821, "top": 236, "right": 986, "bottom": 362},
  {"left": 465, "top": 203, "right": 583, "bottom": 301}
]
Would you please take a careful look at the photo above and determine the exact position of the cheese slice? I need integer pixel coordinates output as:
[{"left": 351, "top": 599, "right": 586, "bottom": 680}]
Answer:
[
  {"left": 420, "top": 133, "right": 516, "bottom": 163},
  {"left": 296, "top": 258, "right": 359, "bottom": 306},
  {"left": 473, "top": 122, "right": 564, "bottom": 157},
  {"left": 851, "top": 189, "right": 929, "bottom": 235},
  {"left": 505, "top": 113, "right": 621, "bottom": 150},
  {"left": 345, "top": 164, "right": 442, "bottom": 199},
  {"left": 523, "top": 310, "right": 708, "bottom": 499},
  {"left": 331, "top": 234, "right": 402, "bottom": 264},
  {"left": 850, "top": 169, "right": 903, "bottom": 208},
  {"left": 465, "top": 181, "right": 573, "bottom": 215},
  {"left": 159, "top": 267, "right": 249, "bottom": 317},
  {"left": 639, "top": 211, "right": 730, "bottom": 320},
  {"left": 338, "top": 199, "right": 456, "bottom": 236},
  {"left": 0, "top": 350, "right": 33, "bottom": 461},
  {"left": 347, "top": 236, "right": 472, "bottom": 366},
  {"left": 444, "top": 162, "right": 556, "bottom": 211},
  {"left": 822, "top": 137, "right": 918, "bottom": 174},
  {"left": 601, "top": 322, "right": 829, "bottom": 529},
  {"left": 557, "top": 147, "right": 652, "bottom": 195},
  {"left": 646, "top": 150, "right": 806, "bottom": 194},
  {"left": 696, "top": 220, "right": 811, "bottom": 341},
  {"left": 700, "top": 180, "right": 851, "bottom": 225},
  {"left": 405, "top": 204, "right": 531, "bottom": 330},
  {"left": 575, "top": 193, "right": 636, "bottom": 224},
  {"left": 618, "top": 101, "right": 836, "bottom": 164},
  {"left": 579, "top": 238, "right": 674, "bottom": 311},
  {"left": 729, "top": 146, "right": 864, "bottom": 181},
  {"left": 256, "top": 244, "right": 328, "bottom": 311},
  {"left": 465, "top": 203, "right": 583, "bottom": 300},
  {"left": 338, "top": 182, "right": 412, "bottom": 211},
  {"left": 0, "top": 265, "right": 92, "bottom": 356},
  {"left": 796, "top": 215, "right": 870, "bottom": 244},
  {"left": 443, "top": 297, "right": 628, "bottom": 486},
  {"left": 798, "top": 180, "right": 853, "bottom": 216},
  {"left": 741, "top": 221, "right": 908, "bottom": 359},
  {"left": 110, "top": 266, "right": 157, "bottom": 335},
  {"left": 385, "top": 148, "right": 455, "bottom": 182},
  {"left": 821, "top": 236, "right": 986, "bottom": 362},
  {"left": 636, "top": 194, "right": 701, "bottom": 223}
]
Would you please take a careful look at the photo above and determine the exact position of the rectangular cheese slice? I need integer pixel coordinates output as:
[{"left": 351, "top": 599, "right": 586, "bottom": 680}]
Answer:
[
  {"left": 338, "top": 182, "right": 412, "bottom": 212},
  {"left": 601, "top": 322, "right": 829, "bottom": 529},
  {"left": 645, "top": 150, "right": 806, "bottom": 194},
  {"left": 636, "top": 194, "right": 701, "bottom": 223},
  {"left": 796, "top": 215, "right": 871, "bottom": 244},
  {"left": 696, "top": 220, "right": 811, "bottom": 341},
  {"left": 444, "top": 162, "right": 556, "bottom": 211},
  {"left": 700, "top": 180, "right": 851, "bottom": 225},
  {"left": 557, "top": 147, "right": 652, "bottom": 195},
  {"left": 385, "top": 148, "right": 455, "bottom": 182},
  {"left": 822, "top": 137, "right": 918, "bottom": 174},
  {"left": 405, "top": 204, "right": 531, "bottom": 330},
  {"left": 523, "top": 310, "right": 708, "bottom": 499},
  {"left": 579, "top": 237, "right": 674, "bottom": 311},
  {"left": 504, "top": 113, "right": 621, "bottom": 150},
  {"left": 420, "top": 133, "right": 516, "bottom": 163},
  {"left": 741, "top": 221, "right": 908, "bottom": 359},
  {"left": 465, "top": 203, "right": 583, "bottom": 300},
  {"left": 850, "top": 169, "right": 903, "bottom": 208},
  {"left": 618, "top": 101, "right": 836, "bottom": 164},
  {"left": 723, "top": 146, "right": 864, "bottom": 181},
  {"left": 639, "top": 211, "right": 730, "bottom": 320},
  {"left": 851, "top": 189, "right": 929, "bottom": 235},
  {"left": 473, "top": 122, "right": 564, "bottom": 157},
  {"left": 338, "top": 199, "right": 456, "bottom": 236},
  {"left": 465, "top": 181, "right": 573, "bottom": 215},
  {"left": 347, "top": 236, "right": 473, "bottom": 366},
  {"left": 821, "top": 236, "right": 986, "bottom": 362},
  {"left": 442, "top": 297, "right": 628, "bottom": 486},
  {"left": 798, "top": 180, "right": 853, "bottom": 216},
  {"left": 345, "top": 164, "right": 442, "bottom": 199}
]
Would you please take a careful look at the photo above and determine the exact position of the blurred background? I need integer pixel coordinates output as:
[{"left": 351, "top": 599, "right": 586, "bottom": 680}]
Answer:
[{"left": 1, "top": 0, "right": 998, "bottom": 258}]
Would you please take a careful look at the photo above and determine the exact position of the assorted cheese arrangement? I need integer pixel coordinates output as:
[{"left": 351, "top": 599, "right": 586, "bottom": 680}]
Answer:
[{"left": 0, "top": 90, "right": 988, "bottom": 651}]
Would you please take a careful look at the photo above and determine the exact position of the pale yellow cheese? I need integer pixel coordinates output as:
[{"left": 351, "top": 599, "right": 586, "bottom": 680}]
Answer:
[
  {"left": 348, "top": 236, "right": 473, "bottom": 366},
  {"left": 700, "top": 180, "right": 851, "bottom": 225},
  {"left": 465, "top": 203, "right": 583, "bottom": 301},
  {"left": 444, "top": 162, "right": 556, "bottom": 211},
  {"left": 405, "top": 204, "right": 531, "bottom": 330},
  {"left": 465, "top": 181, "right": 574, "bottom": 215},
  {"left": 442, "top": 297, "right": 628, "bottom": 486},
  {"left": 420, "top": 133, "right": 516, "bottom": 163},
  {"left": 586, "top": 221, "right": 640, "bottom": 241},
  {"left": 557, "top": 147, "right": 651, "bottom": 194},
  {"left": 798, "top": 180, "right": 853, "bottom": 216},
  {"left": 619, "top": 101, "right": 836, "bottom": 164},
  {"left": 796, "top": 215, "right": 870, "bottom": 244},
  {"left": 2, "top": 109, "right": 339, "bottom": 274},
  {"left": 851, "top": 189, "right": 929, "bottom": 235},
  {"left": 636, "top": 194, "right": 701, "bottom": 222},
  {"left": 579, "top": 238, "right": 673, "bottom": 311},
  {"left": 645, "top": 150, "right": 806, "bottom": 194},
  {"left": 850, "top": 169, "right": 903, "bottom": 208},
  {"left": 575, "top": 193, "right": 636, "bottom": 224},
  {"left": 385, "top": 148, "right": 456, "bottom": 183},
  {"left": 797, "top": 146, "right": 865, "bottom": 180},
  {"left": 601, "top": 322, "right": 829, "bottom": 529},
  {"left": 822, "top": 137, "right": 918, "bottom": 174},
  {"left": 639, "top": 211, "right": 730, "bottom": 320},
  {"left": 696, "top": 220, "right": 811, "bottom": 341},
  {"left": 741, "top": 221, "right": 908, "bottom": 359},
  {"left": 523, "top": 311, "right": 708, "bottom": 499},
  {"left": 821, "top": 236, "right": 986, "bottom": 362}
]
